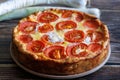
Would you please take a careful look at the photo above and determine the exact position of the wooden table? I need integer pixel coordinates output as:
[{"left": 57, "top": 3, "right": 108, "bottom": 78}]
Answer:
[{"left": 0, "top": 0, "right": 120, "bottom": 80}]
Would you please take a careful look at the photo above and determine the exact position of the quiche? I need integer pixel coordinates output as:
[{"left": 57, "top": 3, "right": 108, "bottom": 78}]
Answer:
[{"left": 12, "top": 8, "right": 110, "bottom": 75}]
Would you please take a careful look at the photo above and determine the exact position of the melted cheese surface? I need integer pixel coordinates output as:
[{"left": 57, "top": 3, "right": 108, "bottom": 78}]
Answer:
[{"left": 14, "top": 9, "right": 109, "bottom": 60}]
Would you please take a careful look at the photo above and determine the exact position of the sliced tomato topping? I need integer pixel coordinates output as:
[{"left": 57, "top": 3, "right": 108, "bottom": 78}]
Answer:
[
  {"left": 26, "top": 40, "right": 45, "bottom": 53},
  {"left": 44, "top": 45, "right": 66, "bottom": 59},
  {"left": 83, "top": 19, "right": 100, "bottom": 30},
  {"left": 94, "top": 31, "right": 103, "bottom": 42},
  {"left": 77, "top": 51, "right": 88, "bottom": 57},
  {"left": 56, "top": 21, "right": 77, "bottom": 30},
  {"left": 41, "top": 35, "right": 49, "bottom": 44},
  {"left": 37, "top": 12, "right": 58, "bottom": 23},
  {"left": 38, "top": 23, "right": 53, "bottom": 33},
  {"left": 18, "top": 35, "right": 33, "bottom": 43},
  {"left": 41, "top": 35, "right": 53, "bottom": 45},
  {"left": 88, "top": 43, "right": 102, "bottom": 52},
  {"left": 62, "top": 11, "right": 73, "bottom": 18},
  {"left": 64, "top": 30, "right": 85, "bottom": 42},
  {"left": 66, "top": 43, "right": 88, "bottom": 57},
  {"left": 18, "top": 21, "right": 37, "bottom": 33},
  {"left": 76, "top": 12, "right": 84, "bottom": 22},
  {"left": 87, "top": 30, "right": 103, "bottom": 42}
]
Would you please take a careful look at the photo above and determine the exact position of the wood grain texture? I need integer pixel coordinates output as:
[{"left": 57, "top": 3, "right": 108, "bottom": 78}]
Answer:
[
  {"left": 91, "top": 0, "right": 120, "bottom": 10},
  {"left": 0, "top": 65, "right": 119, "bottom": 80},
  {"left": 0, "top": 0, "right": 120, "bottom": 80}
]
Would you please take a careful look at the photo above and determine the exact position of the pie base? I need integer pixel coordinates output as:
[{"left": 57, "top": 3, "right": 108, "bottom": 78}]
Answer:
[{"left": 11, "top": 42, "right": 109, "bottom": 75}]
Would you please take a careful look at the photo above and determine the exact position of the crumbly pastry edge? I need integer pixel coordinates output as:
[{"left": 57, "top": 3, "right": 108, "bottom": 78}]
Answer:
[{"left": 12, "top": 41, "right": 109, "bottom": 75}]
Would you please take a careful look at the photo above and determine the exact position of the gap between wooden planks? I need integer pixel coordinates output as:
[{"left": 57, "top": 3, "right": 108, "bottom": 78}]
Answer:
[{"left": 0, "top": 64, "right": 120, "bottom": 67}]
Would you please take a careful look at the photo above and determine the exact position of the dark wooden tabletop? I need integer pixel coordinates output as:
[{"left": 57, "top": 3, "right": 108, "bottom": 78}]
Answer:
[{"left": 0, "top": 0, "right": 120, "bottom": 80}]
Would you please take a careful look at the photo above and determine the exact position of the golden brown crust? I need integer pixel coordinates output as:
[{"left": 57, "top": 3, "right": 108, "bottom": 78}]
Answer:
[
  {"left": 12, "top": 42, "right": 109, "bottom": 75},
  {"left": 12, "top": 8, "right": 110, "bottom": 75}
]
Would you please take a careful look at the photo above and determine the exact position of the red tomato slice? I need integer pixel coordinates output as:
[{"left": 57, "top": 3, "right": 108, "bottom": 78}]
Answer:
[
  {"left": 76, "top": 12, "right": 84, "bottom": 22},
  {"left": 62, "top": 11, "right": 73, "bottom": 18},
  {"left": 41, "top": 35, "right": 49, "bottom": 43},
  {"left": 88, "top": 43, "right": 102, "bottom": 52},
  {"left": 18, "top": 21, "right": 37, "bottom": 33},
  {"left": 64, "top": 30, "right": 85, "bottom": 42},
  {"left": 66, "top": 43, "right": 88, "bottom": 57},
  {"left": 38, "top": 23, "right": 53, "bottom": 33},
  {"left": 56, "top": 21, "right": 77, "bottom": 30},
  {"left": 18, "top": 35, "right": 33, "bottom": 43},
  {"left": 41, "top": 35, "right": 53, "bottom": 45},
  {"left": 87, "top": 30, "right": 103, "bottom": 42},
  {"left": 83, "top": 19, "right": 100, "bottom": 30},
  {"left": 94, "top": 31, "right": 103, "bottom": 42},
  {"left": 44, "top": 45, "right": 66, "bottom": 59},
  {"left": 26, "top": 40, "right": 45, "bottom": 53},
  {"left": 37, "top": 12, "right": 59, "bottom": 23}
]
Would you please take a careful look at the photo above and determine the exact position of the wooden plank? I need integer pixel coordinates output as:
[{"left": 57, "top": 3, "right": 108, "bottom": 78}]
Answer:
[
  {"left": 0, "top": 65, "right": 119, "bottom": 80},
  {"left": 0, "top": 0, "right": 119, "bottom": 80},
  {"left": 82, "top": 65, "right": 120, "bottom": 80},
  {"left": 100, "top": 11, "right": 120, "bottom": 43},
  {"left": 100, "top": 11, "right": 120, "bottom": 29},
  {"left": 91, "top": 0, "right": 120, "bottom": 10}
]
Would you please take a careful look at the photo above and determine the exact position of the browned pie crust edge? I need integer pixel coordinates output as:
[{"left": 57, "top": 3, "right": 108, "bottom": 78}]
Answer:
[{"left": 12, "top": 41, "right": 109, "bottom": 75}]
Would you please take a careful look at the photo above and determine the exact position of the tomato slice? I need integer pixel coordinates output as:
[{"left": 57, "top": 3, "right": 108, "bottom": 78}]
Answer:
[
  {"left": 44, "top": 45, "right": 66, "bottom": 59},
  {"left": 88, "top": 43, "right": 102, "bottom": 52},
  {"left": 64, "top": 30, "right": 85, "bottom": 42},
  {"left": 83, "top": 19, "right": 100, "bottom": 30},
  {"left": 26, "top": 40, "right": 45, "bottom": 53},
  {"left": 38, "top": 23, "right": 53, "bottom": 33},
  {"left": 94, "top": 31, "right": 103, "bottom": 42},
  {"left": 62, "top": 11, "right": 73, "bottom": 18},
  {"left": 37, "top": 12, "right": 58, "bottom": 23},
  {"left": 18, "top": 35, "right": 33, "bottom": 43},
  {"left": 56, "top": 21, "right": 77, "bottom": 30},
  {"left": 76, "top": 12, "right": 84, "bottom": 22},
  {"left": 41, "top": 35, "right": 49, "bottom": 43},
  {"left": 18, "top": 21, "right": 37, "bottom": 33},
  {"left": 87, "top": 30, "right": 103, "bottom": 42},
  {"left": 66, "top": 43, "right": 88, "bottom": 57}
]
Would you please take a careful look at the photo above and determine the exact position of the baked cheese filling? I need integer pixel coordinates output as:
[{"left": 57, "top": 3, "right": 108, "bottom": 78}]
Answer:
[
  {"left": 47, "top": 31, "right": 64, "bottom": 43},
  {"left": 14, "top": 9, "right": 109, "bottom": 60}
]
